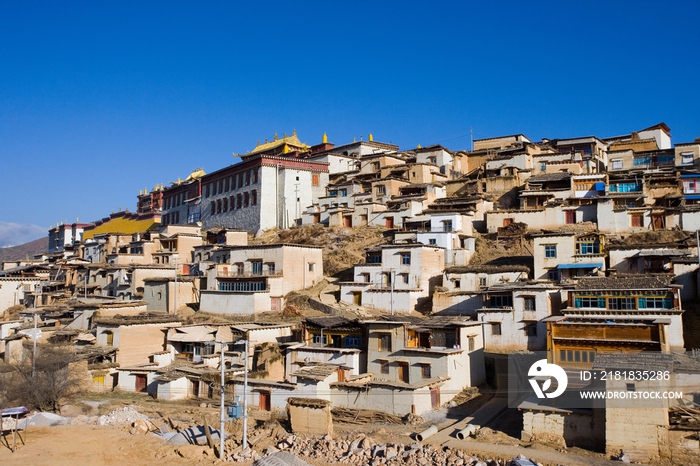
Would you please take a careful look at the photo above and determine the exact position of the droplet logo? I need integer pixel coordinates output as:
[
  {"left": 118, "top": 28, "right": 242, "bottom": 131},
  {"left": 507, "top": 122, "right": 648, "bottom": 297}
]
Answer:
[{"left": 528, "top": 359, "right": 568, "bottom": 398}]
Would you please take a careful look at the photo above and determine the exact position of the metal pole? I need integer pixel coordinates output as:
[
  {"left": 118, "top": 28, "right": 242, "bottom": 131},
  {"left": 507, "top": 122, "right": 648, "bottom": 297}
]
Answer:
[
  {"left": 173, "top": 256, "right": 178, "bottom": 315},
  {"left": 242, "top": 334, "right": 249, "bottom": 451},
  {"left": 390, "top": 270, "right": 394, "bottom": 316},
  {"left": 32, "top": 313, "right": 38, "bottom": 378},
  {"left": 220, "top": 341, "right": 225, "bottom": 459}
]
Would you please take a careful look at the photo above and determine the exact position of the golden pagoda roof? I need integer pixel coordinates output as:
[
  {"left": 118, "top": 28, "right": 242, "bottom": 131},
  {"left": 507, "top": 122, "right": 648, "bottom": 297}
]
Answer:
[
  {"left": 173, "top": 168, "right": 206, "bottom": 185},
  {"left": 248, "top": 130, "right": 310, "bottom": 155}
]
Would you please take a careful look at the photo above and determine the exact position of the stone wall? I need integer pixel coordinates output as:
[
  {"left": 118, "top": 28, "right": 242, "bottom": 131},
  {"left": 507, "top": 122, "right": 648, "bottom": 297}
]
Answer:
[{"left": 287, "top": 398, "right": 333, "bottom": 437}]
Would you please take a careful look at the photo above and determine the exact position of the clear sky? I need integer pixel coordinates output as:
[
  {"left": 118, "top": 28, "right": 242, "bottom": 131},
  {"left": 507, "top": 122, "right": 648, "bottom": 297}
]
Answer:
[{"left": 1, "top": 1, "right": 699, "bottom": 247}]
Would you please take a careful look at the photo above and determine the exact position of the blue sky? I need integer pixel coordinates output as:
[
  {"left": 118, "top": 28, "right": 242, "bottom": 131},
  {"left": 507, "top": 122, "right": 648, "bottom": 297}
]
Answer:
[{"left": 1, "top": 1, "right": 699, "bottom": 247}]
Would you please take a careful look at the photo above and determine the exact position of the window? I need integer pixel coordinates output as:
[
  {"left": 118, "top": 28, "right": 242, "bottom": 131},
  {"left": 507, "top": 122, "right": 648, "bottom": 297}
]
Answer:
[
  {"left": 540, "top": 162, "right": 546, "bottom": 172},
  {"left": 634, "top": 156, "right": 652, "bottom": 167},
  {"left": 442, "top": 220, "right": 453, "bottom": 232},
  {"left": 252, "top": 169, "right": 258, "bottom": 183},
  {"left": 344, "top": 336, "right": 361, "bottom": 348},
  {"left": 544, "top": 245, "right": 557, "bottom": 258},
  {"left": 224, "top": 177, "right": 229, "bottom": 192},
  {"left": 559, "top": 350, "right": 595, "bottom": 364},
  {"left": 468, "top": 337, "right": 475, "bottom": 351},
  {"left": 682, "top": 152, "right": 694, "bottom": 165},
  {"left": 454, "top": 280, "right": 461, "bottom": 289},
  {"left": 222, "top": 198, "right": 228, "bottom": 212},
  {"left": 420, "top": 364, "right": 431, "bottom": 379},
  {"left": 547, "top": 270, "right": 559, "bottom": 281},
  {"left": 308, "top": 263, "right": 315, "bottom": 272},
  {"left": 479, "top": 277, "right": 487, "bottom": 287},
  {"left": 218, "top": 281, "right": 266, "bottom": 291},
  {"left": 379, "top": 334, "right": 392, "bottom": 352},
  {"left": 106, "top": 332, "right": 114, "bottom": 346},
  {"left": 211, "top": 201, "right": 216, "bottom": 214},
  {"left": 244, "top": 171, "right": 249, "bottom": 185},
  {"left": 376, "top": 185, "right": 385, "bottom": 195},
  {"left": 525, "top": 323, "right": 537, "bottom": 337},
  {"left": 611, "top": 159, "right": 623, "bottom": 170},
  {"left": 312, "top": 334, "right": 328, "bottom": 345},
  {"left": 380, "top": 360, "right": 390, "bottom": 374},
  {"left": 488, "top": 294, "right": 513, "bottom": 308},
  {"left": 401, "top": 274, "right": 409, "bottom": 284},
  {"left": 244, "top": 192, "right": 249, "bottom": 207},
  {"left": 361, "top": 273, "right": 370, "bottom": 282},
  {"left": 230, "top": 195, "right": 236, "bottom": 210},
  {"left": 577, "top": 241, "right": 600, "bottom": 255},
  {"left": 217, "top": 199, "right": 222, "bottom": 213},
  {"left": 631, "top": 214, "right": 643, "bottom": 228},
  {"left": 491, "top": 323, "right": 502, "bottom": 335},
  {"left": 609, "top": 182, "right": 641, "bottom": 193},
  {"left": 523, "top": 297, "right": 536, "bottom": 311},
  {"left": 237, "top": 194, "right": 242, "bottom": 209},
  {"left": 429, "top": 238, "right": 437, "bottom": 245},
  {"left": 609, "top": 297, "right": 636, "bottom": 310},
  {"left": 639, "top": 297, "right": 672, "bottom": 309},
  {"left": 575, "top": 296, "right": 606, "bottom": 308},
  {"left": 265, "top": 262, "right": 275, "bottom": 274},
  {"left": 400, "top": 252, "right": 411, "bottom": 265},
  {"left": 251, "top": 190, "right": 257, "bottom": 205},
  {"left": 312, "top": 174, "right": 319, "bottom": 186}
]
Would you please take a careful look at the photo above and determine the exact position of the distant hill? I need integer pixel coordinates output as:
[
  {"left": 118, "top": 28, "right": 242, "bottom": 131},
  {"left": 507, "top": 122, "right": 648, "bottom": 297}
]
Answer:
[{"left": 0, "top": 237, "right": 48, "bottom": 264}]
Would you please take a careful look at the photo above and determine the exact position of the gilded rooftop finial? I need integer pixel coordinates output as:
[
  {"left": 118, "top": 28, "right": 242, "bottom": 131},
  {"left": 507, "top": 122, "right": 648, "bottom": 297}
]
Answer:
[{"left": 322, "top": 132, "right": 328, "bottom": 144}]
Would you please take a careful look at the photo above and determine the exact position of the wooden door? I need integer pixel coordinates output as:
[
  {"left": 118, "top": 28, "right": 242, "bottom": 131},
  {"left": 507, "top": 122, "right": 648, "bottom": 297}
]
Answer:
[
  {"left": 652, "top": 215, "right": 664, "bottom": 230},
  {"left": 270, "top": 297, "right": 281, "bottom": 312},
  {"left": 353, "top": 292, "right": 362, "bottom": 305},
  {"left": 430, "top": 388, "right": 440, "bottom": 408},
  {"left": 135, "top": 374, "right": 147, "bottom": 392},
  {"left": 385, "top": 217, "right": 394, "bottom": 228},
  {"left": 565, "top": 211, "right": 575, "bottom": 224},
  {"left": 503, "top": 218, "right": 513, "bottom": 227},
  {"left": 259, "top": 391, "right": 271, "bottom": 411},
  {"left": 344, "top": 216, "right": 352, "bottom": 227},
  {"left": 398, "top": 362, "right": 409, "bottom": 383}
]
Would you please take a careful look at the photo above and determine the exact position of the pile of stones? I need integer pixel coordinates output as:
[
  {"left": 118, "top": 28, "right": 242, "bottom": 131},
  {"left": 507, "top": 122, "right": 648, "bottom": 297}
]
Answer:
[
  {"left": 97, "top": 406, "right": 149, "bottom": 426},
  {"left": 231, "top": 433, "right": 543, "bottom": 466}
]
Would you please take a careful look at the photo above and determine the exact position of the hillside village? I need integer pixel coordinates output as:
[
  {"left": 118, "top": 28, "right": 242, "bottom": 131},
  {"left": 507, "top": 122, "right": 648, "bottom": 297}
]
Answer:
[{"left": 3, "top": 123, "right": 700, "bottom": 463}]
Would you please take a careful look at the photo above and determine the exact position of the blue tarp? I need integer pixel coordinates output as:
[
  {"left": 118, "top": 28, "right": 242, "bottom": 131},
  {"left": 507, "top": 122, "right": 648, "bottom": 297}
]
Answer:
[{"left": 557, "top": 263, "right": 603, "bottom": 269}]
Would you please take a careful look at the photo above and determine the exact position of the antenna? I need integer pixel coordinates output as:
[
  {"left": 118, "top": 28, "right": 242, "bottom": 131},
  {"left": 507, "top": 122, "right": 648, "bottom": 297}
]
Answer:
[{"left": 470, "top": 127, "right": 474, "bottom": 151}]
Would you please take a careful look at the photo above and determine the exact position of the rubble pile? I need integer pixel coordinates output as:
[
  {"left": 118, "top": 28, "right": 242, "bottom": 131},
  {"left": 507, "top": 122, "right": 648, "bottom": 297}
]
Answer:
[
  {"left": 231, "top": 433, "right": 543, "bottom": 466},
  {"left": 97, "top": 406, "right": 149, "bottom": 426}
]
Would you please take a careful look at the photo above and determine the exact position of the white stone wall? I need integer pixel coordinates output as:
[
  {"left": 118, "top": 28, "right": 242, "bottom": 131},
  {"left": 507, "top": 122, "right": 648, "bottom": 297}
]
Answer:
[
  {"left": 331, "top": 385, "right": 432, "bottom": 416},
  {"left": 0, "top": 277, "right": 41, "bottom": 311},
  {"left": 486, "top": 205, "right": 566, "bottom": 233},
  {"left": 199, "top": 290, "right": 269, "bottom": 314}
]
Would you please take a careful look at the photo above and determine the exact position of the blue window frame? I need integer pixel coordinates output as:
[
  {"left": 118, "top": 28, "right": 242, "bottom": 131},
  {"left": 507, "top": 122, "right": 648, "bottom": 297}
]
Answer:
[{"left": 544, "top": 245, "right": 557, "bottom": 258}]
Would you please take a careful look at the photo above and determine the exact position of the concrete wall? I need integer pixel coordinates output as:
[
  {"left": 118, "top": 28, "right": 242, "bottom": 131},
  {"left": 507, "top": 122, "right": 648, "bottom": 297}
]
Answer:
[
  {"left": 522, "top": 411, "right": 601, "bottom": 449},
  {"left": 332, "top": 385, "right": 434, "bottom": 416},
  {"left": 199, "top": 290, "right": 270, "bottom": 315},
  {"left": 97, "top": 323, "right": 174, "bottom": 367}
]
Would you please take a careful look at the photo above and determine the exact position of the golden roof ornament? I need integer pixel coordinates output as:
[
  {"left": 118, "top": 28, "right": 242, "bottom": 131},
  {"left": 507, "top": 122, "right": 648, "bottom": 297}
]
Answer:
[
  {"left": 369, "top": 133, "right": 373, "bottom": 142},
  {"left": 322, "top": 132, "right": 328, "bottom": 144}
]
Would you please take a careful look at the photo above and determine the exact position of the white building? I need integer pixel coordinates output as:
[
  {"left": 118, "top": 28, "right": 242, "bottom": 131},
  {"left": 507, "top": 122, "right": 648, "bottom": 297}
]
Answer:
[{"left": 339, "top": 244, "right": 444, "bottom": 313}]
